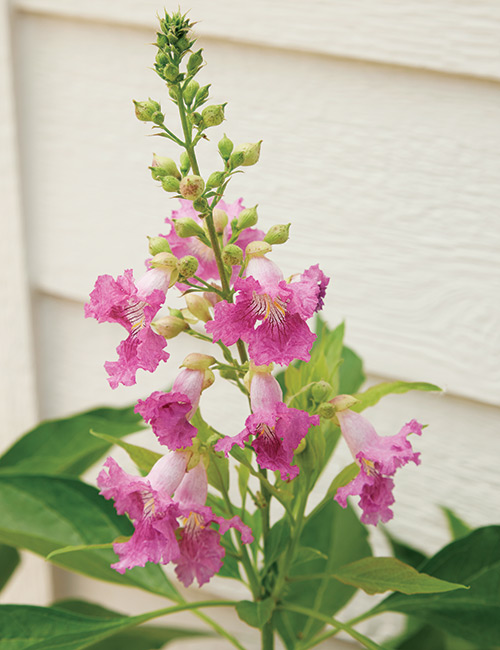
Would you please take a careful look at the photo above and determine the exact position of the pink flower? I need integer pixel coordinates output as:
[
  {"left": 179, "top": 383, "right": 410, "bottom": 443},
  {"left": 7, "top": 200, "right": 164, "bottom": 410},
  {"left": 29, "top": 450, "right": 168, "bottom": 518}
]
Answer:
[
  {"left": 163, "top": 198, "right": 264, "bottom": 285},
  {"left": 85, "top": 267, "right": 172, "bottom": 388},
  {"left": 173, "top": 462, "right": 253, "bottom": 587},
  {"left": 206, "top": 256, "right": 328, "bottom": 366},
  {"left": 334, "top": 409, "right": 423, "bottom": 525},
  {"left": 215, "top": 373, "right": 319, "bottom": 480},
  {"left": 97, "top": 452, "right": 188, "bottom": 573},
  {"left": 135, "top": 368, "right": 205, "bottom": 450},
  {"left": 98, "top": 454, "right": 253, "bottom": 587}
]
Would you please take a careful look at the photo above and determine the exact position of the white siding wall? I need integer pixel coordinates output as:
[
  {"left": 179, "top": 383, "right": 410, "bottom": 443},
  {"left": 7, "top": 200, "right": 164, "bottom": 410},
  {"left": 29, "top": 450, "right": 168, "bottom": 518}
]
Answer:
[{"left": 2, "top": 0, "right": 500, "bottom": 646}]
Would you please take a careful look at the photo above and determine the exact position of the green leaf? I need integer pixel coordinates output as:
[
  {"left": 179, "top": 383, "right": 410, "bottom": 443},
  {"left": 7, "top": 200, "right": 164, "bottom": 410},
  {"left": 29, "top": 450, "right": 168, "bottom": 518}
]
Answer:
[
  {"left": 276, "top": 500, "right": 371, "bottom": 649},
  {"left": 52, "top": 600, "right": 209, "bottom": 650},
  {"left": 236, "top": 598, "right": 274, "bottom": 629},
  {"left": 264, "top": 518, "right": 290, "bottom": 572},
  {"left": 326, "top": 462, "right": 359, "bottom": 498},
  {"left": 89, "top": 431, "right": 162, "bottom": 474},
  {"left": 0, "top": 406, "right": 144, "bottom": 477},
  {"left": 333, "top": 557, "right": 467, "bottom": 595},
  {"left": 352, "top": 381, "right": 441, "bottom": 412},
  {"left": 0, "top": 474, "right": 178, "bottom": 600},
  {"left": 191, "top": 410, "right": 229, "bottom": 493},
  {"left": 0, "top": 544, "right": 20, "bottom": 592},
  {"left": 376, "top": 526, "right": 500, "bottom": 646},
  {"left": 338, "top": 346, "right": 365, "bottom": 395},
  {"left": 440, "top": 506, "right": 472, "bottom": 541},
  {"left": 382, "top": 529, "right": 427, "bottom": 570}
]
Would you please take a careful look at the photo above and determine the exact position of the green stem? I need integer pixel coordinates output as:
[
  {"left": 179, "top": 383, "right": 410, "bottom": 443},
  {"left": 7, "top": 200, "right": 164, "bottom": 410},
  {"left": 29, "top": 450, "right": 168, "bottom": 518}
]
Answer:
[
  {"left": 156, "top": 123, "right": 184, "bottom": 146},
  {"left": 176, "top": 90, "right": 200, "bottom": 175},
  {"left": 277, "top": 603, "right": 383, "bottom": 650},
  {"left": 298, "top": 607, "right": 381, "bottom": 650},
  {"left": 261, "top": 618, "right": 274, "bottom": 650},
  {"left": 204, "top": 210, "right": 231, "bottom": 295},
  {"left": 190, "top": 608, "right": 249, "bottom": 650}
]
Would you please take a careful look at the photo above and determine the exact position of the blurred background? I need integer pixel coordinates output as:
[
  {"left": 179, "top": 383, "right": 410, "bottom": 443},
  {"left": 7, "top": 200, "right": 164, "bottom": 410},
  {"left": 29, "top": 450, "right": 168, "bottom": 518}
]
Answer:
[{"left": 2, "top": 0, "right": 500, "bottom": 647}]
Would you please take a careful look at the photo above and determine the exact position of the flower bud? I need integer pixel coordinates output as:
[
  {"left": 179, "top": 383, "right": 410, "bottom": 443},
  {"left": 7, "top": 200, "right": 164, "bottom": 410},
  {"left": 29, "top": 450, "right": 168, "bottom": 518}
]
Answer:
[
  {"left": 181, "top": 353, "right": 216, "bottom": 370},
  {"left": 190, "top": 112, "right": 203, "bottom": 127},
  {"left": 163, "top": 63, "right": 180, "bottom": 83},
  {"left": 218, "top": 134, "right": 234, "bottom": 160},
  {"left": 318, "top": 402, "right": 336, "bottom": 419},
  {"left": 153, "top": 315, "right": 188, "bottom": 339},
  {"left": 212, "top": 208, "right": 228, "bottom": 233},
  {"left": 264, "top": 223, "right": 291, "bottom": 246},
  {"left": 181, "top": 308, "right": 198, "bottom": 324},
  {"left": 151, "top": 153, "right": 181, "bottom": 180},
  {"left": 202, "top": 369, "right": 215, "bottom": 390},
  {"left": 295, "top": 437, "right": 307, "bottom": 454},
  {"left": 173, "top": 217, "right": 206, "bottom": 239},
  {"left": 161, "top": 175, "right": 180, "bottom": 192},
  {"left": 187, "top": 49, "right": 203, "bottom": 75},
  {"left": 206, "top": 171, "right": 225, "bottom": 190},
  {"left": 330, "top": 394, "right": 359, "bottom": 412},
  {"left": 155, "top": 49, "right": 168, "bottom": 65},
  {"left": 150, "top": 251, "right": 178, "bottom": 271},
  {"left": 245, "top": 240, "right": 272, "bottom": 258},
  {"left": 237, "top": 205, "right": 258, "bottom": 230},
  {"left": 195, "top": 84, "right": 210, "bottom": 106},
  {"left": 202, "top": 104, "right": 225, "bottom": 128},
  {"left": 177, "top": 255, "right": 199, "bottom": 278},
  {"left": 232, "top": 141, "right": 262, "bottom": 167},
  {"left": 133, "top": 98, "right": 162, "bottom": 122},
  {"left": 229, "top": 151, "right": 245, "bottom": 169},
  {"left": 219, "top": 367, "right": 237, "bottom": 380},
  {"left": 184, "top": 80, "right": 199, "bottom": 105},
  {"left": 179, "top": 175, "right": 205, "bottom": 200},
  {"left": 193, "top": 197, "right": 209, "bottom": 214},
  {"left": 222, "top": 244, "right": 243, "bottom": 266},
  {"left": 185, "top": 293, "right": 212, "bottom": 322},
  {"left": 311, "top": 381, "right": 333, "bottom": 403},
  {"left": 180, "top": 152, "right": 190, "bottom": 175},
  {"left": 151, "top": 111, "right": 165, "bottom": 126},
  {"left": 147, "top": 236, "right": 171, "bottom": 256},
  {"left": 168, "top": 86, "right": 179, "bottom": 102}
]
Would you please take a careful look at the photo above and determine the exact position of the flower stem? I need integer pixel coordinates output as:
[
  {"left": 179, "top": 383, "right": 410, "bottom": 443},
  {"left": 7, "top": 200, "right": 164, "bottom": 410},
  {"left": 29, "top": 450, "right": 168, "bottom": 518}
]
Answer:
[{"left": 261, "top": 618, "right": 274, "bottom": 650}]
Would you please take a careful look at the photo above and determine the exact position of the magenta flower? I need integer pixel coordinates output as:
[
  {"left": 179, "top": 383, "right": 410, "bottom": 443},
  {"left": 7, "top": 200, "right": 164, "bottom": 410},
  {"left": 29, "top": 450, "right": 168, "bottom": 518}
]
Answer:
[
  {"left": 135, "top": 368, "right": 205, "bottom": 450},
  {"left": 164, "top": 198, "right": 264, "bottom": 285},
  {"left": 173, "top": 462, "right": 253, "bottom": 587},
  {"left": 98, "top": 454, "right": 253, "bottom": 587},
  {"left": 215, "top": 373, "right": 319, "bottom": 480},
  {"left": 334, "top": 409, "right": 423, "bottom": 525},
  {"left": 206, "top": 256, "right": 328, "bottom": 366},
  {"left": 97, "top": 452, "right": 188, "bottom": 573},
  {"left": 85, "top": 267, "right": 172, "bottom": 388}
]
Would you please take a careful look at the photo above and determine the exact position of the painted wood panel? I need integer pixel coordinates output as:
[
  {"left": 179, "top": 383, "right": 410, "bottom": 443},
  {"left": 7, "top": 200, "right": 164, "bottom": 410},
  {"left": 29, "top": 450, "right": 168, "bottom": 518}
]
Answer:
[
  {"left": 13, "top": 0, "right": 500, "bottom": 81},
  {"left": 12, "top": 14, "right": 500, "bottom": 406}
]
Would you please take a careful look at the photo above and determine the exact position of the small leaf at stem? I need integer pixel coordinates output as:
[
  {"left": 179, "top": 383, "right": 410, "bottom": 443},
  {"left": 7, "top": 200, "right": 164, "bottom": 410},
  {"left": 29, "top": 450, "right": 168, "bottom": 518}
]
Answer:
[{"left": 236, "top": 598, "right": 274, "bottom": 629}]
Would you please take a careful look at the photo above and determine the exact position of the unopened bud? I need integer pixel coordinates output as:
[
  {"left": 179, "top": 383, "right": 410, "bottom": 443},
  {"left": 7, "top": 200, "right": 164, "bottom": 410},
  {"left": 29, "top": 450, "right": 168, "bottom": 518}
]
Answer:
[
  {"left": 180, "top": 152, "right": 190, "bottom": 175},
  {"left": 148, "top": 236, "right": 171, "bottom": 256},
  {"left": 206, "top": 171, "right": 225, "bottom": 191},
  {"left": 330, "top": 394, "right": 359, "bottom": 412},
  {"left": 193, "top": 197, "right": 209, "bottom": 213},
  {"left": 133, "top": 98, "right": 162, "bottom": 122},
  {"left": 318, "top": 402, "right": 336, "bottom": 419},
  {"left": 219, "top": 367, "right": 237, "bottom": 380},
  {"left": 229, "top": 151, "right": 245, "bottom": 169},
  {"left": 150, "top": 251, "right": 178, "bottom": 271},
  {"left": 190, "top": 112, "right": 203, "bottom": 127},
  {"left": 173, "top": 217, "right": 206, "bottom": 239},
  {"left": 187, "top": 49, "right": 203, "bottom": 75},
  {"left": 161, "top": 175, "right": 180, "bottom": 192},
  {"left": 195, "top": 84, "right": 210, "bottom": 106},
  {"left": 264, "top": 223, "right": 291, "bottom": 246},
  {"left": 151, "top": 111, "right": 165, "bottom": 126},
  {"left": 245, "top": 240, "right": 272, "bottom": 258},
  {"left": 151, "top": 154, "right": 181, "bottom": 180},
  {"left": 168, "top": 86, "right": 180, "bottom": 102},
  {"left": 213, "top": 208, "right": 228, "bottom": 233},
  {"left": 202, "top": 104, "right": 225, "bottom": 128},
  {"left": 311, "top": 381, "right": 333, "bottom": 403},
  {"left": 179, "top": 175, "right": 205, "bottom": 200},
  {"left": 237, "top": 205, "right": 258, "bottom": 230},
  {"left": 153, "top": 315, "right": 188, "bottom": 339},
  {"left": 295, "top": 438, "right": 307, "bottom": 454},
  {"left": 232, "top": 141, "right": 262, "bottom": 167},
  {"left": 202, "top": 369, "right": 215, "bottom": 390},
  {"left": 184, "top": 80, "right": 199, "bottom": 105},
  {"left": 218, "top": 134, "right": 234, "bottom": 160},
  {"left": 163, "top": 63, "right": 180, "bottom": 83},
  {"left": 181, "top": 308, "right": 198, "bottom": 324},
  {"left": 181, "top": 353, "right": 216, "bottom": 370},
  {"left": 185, "top": 293, "right": 212, "bottom": 322},
  {"left": 222, "top": 244, "right": 243, "bottom": 266},
  {"left": 177, "top": 255, "right": 199, "bottom": 278}
]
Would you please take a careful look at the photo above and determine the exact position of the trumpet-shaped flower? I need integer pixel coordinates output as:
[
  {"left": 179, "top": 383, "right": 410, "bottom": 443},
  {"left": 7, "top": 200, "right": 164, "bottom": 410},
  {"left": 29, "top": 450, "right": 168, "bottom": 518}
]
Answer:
[
  {"left": 98, "top": 454, "right": 253, "bottom": 587},
  {"left": 206, "top": 256, "right": 328, "bottom": 366},
  {"left": 164, "top": 198, "right": 264, "bottom": 285},
  {"left": 215, "top": 373, "right": 319, "bottom": 480},
  {"left": 334, "top": 409, "right": 423, "bottom": 525},
  {"left": 85, "top": 267, "right": 172, "bottom": 388},
  {"left": 135, "top": 368, "right": 205, "bottom": 450}
]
